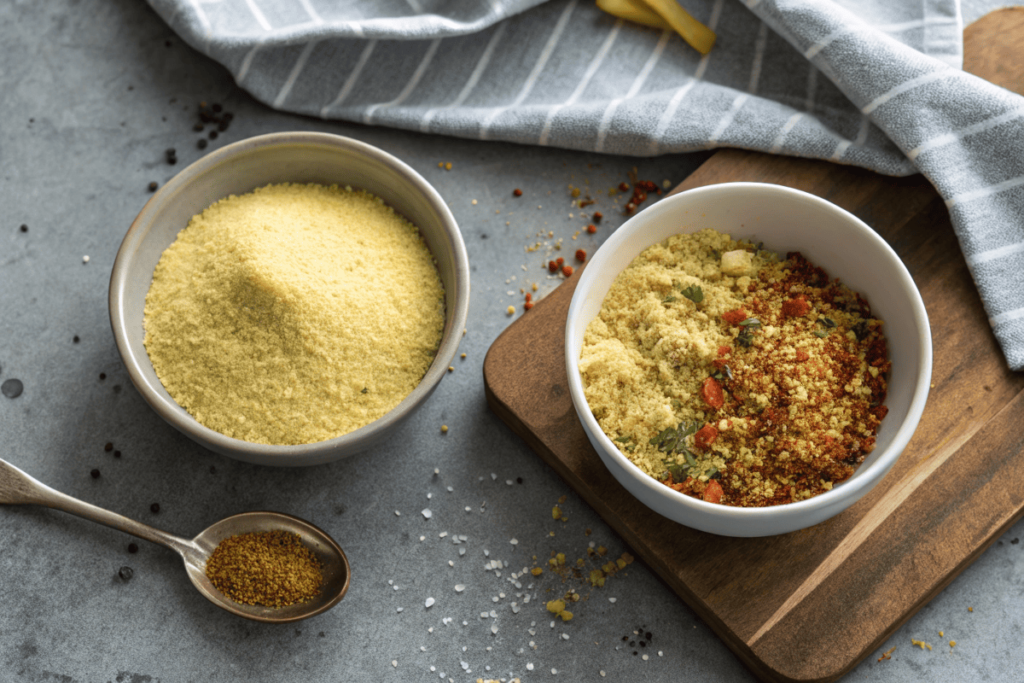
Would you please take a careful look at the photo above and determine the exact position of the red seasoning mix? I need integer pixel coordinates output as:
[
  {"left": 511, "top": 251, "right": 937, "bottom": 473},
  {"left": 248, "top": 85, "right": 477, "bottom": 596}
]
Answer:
[{"left": 579, "top": 229, "right": 889, "bottom": 507}]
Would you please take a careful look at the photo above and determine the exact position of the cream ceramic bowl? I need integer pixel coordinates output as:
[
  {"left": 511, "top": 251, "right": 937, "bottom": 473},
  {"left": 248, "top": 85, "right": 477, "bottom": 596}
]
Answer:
[
  {"left": 565, "top": 183, "right": 931, "bottom": 537},
  {"left": 110, "top": 132, "right": 470, "bottom": 467}
]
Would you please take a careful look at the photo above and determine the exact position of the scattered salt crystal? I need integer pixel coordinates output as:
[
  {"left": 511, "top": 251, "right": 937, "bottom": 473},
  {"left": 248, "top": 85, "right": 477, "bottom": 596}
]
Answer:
[
  {"left": 550, "top": 621, "right": 555, "bottom": 628},
  {"left": 420, "top": 647, "right": 426, "bottom": 652},
  {"left": 434, "top": 468, "right": 439, "bottom": 475},
  {"left": 462, "top": 620, "right": 468, "bottom": 625},
  {"left": 551, "top": 668, "right": 557, "bottom": 674},
  {"left": 491, "top": 624, "right": 498, "bottom": 634},
  {"left": 82, "top": 255, "right": 90, "bottom": 263},
  {"left": 484, "top": 550, "right": 490, "bottom": 556},
  {"left": 427, "top": 493, "right": 432, "bottom": 499},
  {"left": 462, "top": 646, "right": 467, "bottom": 652},
  {"left": 510, "top": 538, "right": 519, "bottom": 546},
  {"left": 490, "top": 610, "right": 497, "bottom": 618},
  {"left": 608, "top": 597, "right": 617, "bottom": 603},
  {"left": 420, "top": 536, "right": 425, "bottom": 541},
  {"left": 395, "top": 510, "right": 401, "bottom": 516},
  {"left": 491, "top": 473, "right": 497, "bottom": 480},
  {"left": 430, "top": 666, "right": 435, "bottom": 671},
  {"left": 459, "top": 535, "right": 468, "bottom": 541},
  {"left": 528, "top": 629, "right": 536, "bottom": 636},
  {"left": 391, "top": 660, "right": 397, "bottom": 668},
  {"left": 529, "top": 641, "right": 535, "bottom": 648},
  {"left": 600, "top": 671, "right": 606, "bottom": 677},
  {"left": 461, "top": 661, "right": 469, "bottom": 670},
  {"left": 561, "top": 633, "right": 569, "bottom": 640},
  {"left": 455, "top": 584, "right": 465, "bottom": 592},
  {"left": 448, "top": 560, "right": 454, "bottom": 567},
  {"left": 527, "top": 664, "right": 534, "bottom": 671},
  {"left": 492, "top": 596, "right": 499, "bottom": 603},
  {"left": 396, "top": 607, "right": 404, "bottom": 612},
  {"left": 447, "top": 486, "right": 453, "bottom": 492},
  {"left": 439, "top": 531, "right": 448, "bottom": 537},
  {"left": 428, "top": 627, "right": 433, "bottom": 633},
  {"left": 523, "top": 595, "right": 531, "bottom": 603},
  {"left": 512, "top": 603, "right": 520, "bottom": 614},
  {"left": 506, "top": 480, "right": 513, "bottom": 485},
  {"left": 388, "top": 580, "right": 394, "bottom": 585},
  {"left": 482, "top": 612, "right": 489, "bottom": 618},
  {"left": 393, "top": 585, "right": 399, "bottom": 591},
  {"left": 499, "top": 592, "right": 505, "bottom": 598},
  {"left": 642, "top": 654, "right": 649, "bottom": 661},
  {"left": 658, "top": 651, "right": 663, "bottom": 656},
  {"left": 425, "top": 597, "right": 435, "bottom": 608},
  {"left": 465, "top": 506, "right": 471, "bottom": 512},
  {"left": 422, "top": 509, "right": 433, "bottom": 519},
  {"left": 459, "top": 548, "right": 466, "bottom": 556}
]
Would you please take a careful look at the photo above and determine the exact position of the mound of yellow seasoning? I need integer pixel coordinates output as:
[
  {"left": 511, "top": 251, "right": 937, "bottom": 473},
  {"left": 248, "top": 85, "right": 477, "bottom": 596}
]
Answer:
[
  {"left": 144, "top": 183, "right": 444, "bottom": 445},
  {"left": 205, "top": 530, "right": 323, "bottom": 607}
]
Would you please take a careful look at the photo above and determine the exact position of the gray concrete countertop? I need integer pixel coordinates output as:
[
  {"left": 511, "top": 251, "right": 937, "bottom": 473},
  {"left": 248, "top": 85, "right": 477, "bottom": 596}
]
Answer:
[{"left": 2, "top": 1, "right": 1022, "bottom": 681}]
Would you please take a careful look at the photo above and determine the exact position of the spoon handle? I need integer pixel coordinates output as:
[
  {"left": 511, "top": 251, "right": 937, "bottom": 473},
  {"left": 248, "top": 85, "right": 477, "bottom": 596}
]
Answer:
[{"left": 0, "top": 458, "right": 196, "bottom": 557}]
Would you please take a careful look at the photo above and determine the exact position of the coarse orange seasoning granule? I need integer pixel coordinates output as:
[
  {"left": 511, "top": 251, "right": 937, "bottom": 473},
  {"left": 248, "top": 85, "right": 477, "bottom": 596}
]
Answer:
[{"left": 579, "top": 229, "right": 890, "bottom": 508}]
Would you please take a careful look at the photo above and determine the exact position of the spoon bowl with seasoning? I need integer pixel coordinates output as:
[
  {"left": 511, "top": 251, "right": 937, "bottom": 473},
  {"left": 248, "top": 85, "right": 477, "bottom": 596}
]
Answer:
[{"left": 0, "top": 458, "right": 350, "bottom": 623}]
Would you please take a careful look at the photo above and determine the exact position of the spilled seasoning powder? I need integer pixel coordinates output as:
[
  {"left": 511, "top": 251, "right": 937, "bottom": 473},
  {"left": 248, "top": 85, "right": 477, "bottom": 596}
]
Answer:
[
  {"left": 144, "top": 183, "right": 444, "bottom": 445},
  {"left": 205, "top": 530, "right": 323, "bottom": 607}
]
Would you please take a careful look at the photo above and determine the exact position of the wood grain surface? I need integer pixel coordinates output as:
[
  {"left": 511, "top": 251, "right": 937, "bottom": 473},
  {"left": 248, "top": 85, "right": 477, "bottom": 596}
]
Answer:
[{"left": 483, "top": 9, "right": 1024, "bottom": 683}]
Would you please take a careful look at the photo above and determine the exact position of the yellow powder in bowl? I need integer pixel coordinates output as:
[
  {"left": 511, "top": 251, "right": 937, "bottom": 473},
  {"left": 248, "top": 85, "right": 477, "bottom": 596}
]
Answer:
[{"left": 143, "top": 182, "right": 445, "bottom": 446}]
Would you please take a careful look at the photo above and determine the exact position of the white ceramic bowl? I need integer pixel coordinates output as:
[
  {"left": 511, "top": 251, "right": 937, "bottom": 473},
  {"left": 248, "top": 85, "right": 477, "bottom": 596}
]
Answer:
[
  {"left": 565, "top": 183, "right": 931, "bottom": 537},
  {"left": 110, "top": 132, "right": 470, "bottom": 467}
]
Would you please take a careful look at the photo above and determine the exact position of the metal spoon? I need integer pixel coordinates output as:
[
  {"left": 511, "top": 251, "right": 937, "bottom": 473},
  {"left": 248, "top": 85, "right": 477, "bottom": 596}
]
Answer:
[{"left": 0, "top": 457, "right": 350, "bottom": 623}]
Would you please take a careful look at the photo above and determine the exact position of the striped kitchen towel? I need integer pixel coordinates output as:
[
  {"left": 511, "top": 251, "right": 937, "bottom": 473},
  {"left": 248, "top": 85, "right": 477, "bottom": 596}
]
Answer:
[{"left": 149, "top": 0, "right": 1024, "bottom": 369}]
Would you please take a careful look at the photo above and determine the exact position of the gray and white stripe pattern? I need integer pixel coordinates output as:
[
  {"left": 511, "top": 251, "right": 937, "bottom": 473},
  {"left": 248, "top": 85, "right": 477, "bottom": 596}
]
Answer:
[{"left": 148, "top": 0, "right": 1024, "bottom": 368}]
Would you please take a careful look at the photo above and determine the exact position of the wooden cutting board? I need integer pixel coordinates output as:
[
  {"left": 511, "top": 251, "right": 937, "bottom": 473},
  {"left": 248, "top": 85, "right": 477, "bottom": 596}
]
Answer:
[{"left": 483, "top": 9, "right": 1024, "bottom": 682}]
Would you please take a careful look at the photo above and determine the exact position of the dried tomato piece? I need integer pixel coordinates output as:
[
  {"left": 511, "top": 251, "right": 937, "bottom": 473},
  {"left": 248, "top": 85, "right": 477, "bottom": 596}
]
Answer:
[
  {"left": 701, "top": 377, "right": 724, "bottom": 409},
  {"left": 795, "top": 350, "right": 810, "bottom": 362},
  {"left": 781, "top": 295, "right": 811, "bottom": 318},
  {"left": 702, "top": 479, "right": 723, "bottom": 504},
  {"left": 722, "top": 309, "right": 747, "bottom": 325},
  {"left": 717, "top": 345, "right": 731, "bottom": 356},
  {"left": 694, "top": 424, "right": 718, "bottom": 450}
]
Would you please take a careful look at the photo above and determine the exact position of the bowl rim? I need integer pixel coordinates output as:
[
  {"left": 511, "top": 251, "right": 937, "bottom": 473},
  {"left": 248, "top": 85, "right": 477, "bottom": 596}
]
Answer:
[
  {"left": 109, "top": 131, "right": 470, "bottom": 463},
  {"left": 564, "top": 181, "right": 932, "bottom": 521}
]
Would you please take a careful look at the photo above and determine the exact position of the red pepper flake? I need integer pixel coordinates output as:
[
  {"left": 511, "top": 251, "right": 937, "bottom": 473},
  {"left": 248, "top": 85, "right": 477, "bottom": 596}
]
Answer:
[
  {"left": 592, "top": 211, "right": 603, "bottom": 222},
  {"left": 562, "top": 265, "right": 574, "bottom": 277},
  {"left": 556, "top": 257, "right": 564, "bottom": 266},
  {"left": 525, "top": 292, "right": 533, "bottom": 303},
  {"left": 701, "top": 377, "right": 724, "bottom": 409},
  {"left": 524, "top": 301, "right": 534, "bottom": 311},
  {"left": 782, "top": 295, "right": 811, "bottom": 318},
  {"left": 586, "top": 224, "right": 597, "bottom": 234},
  {"left": 548, "top": 260, "right": 558, "bottom": 273},
  {"left": 625, "top": 202, "right": 636, "bottom": 214},
  {"left": 721, "top": 309, "right": 747, "bottom": 325},
  {"left": 694, "top": 424, "right": 718, "bottom": 450},
  {"left": 717, "top": 345, "right": 731, "bottom": 357},
  {"left": 618, "top": 182, "right": 630, "bottom": 192},
  {"left": 513, "top": 188, "right": 523, "bottom": 197},
  {"left": 575, "top": 249, "right": 587, "bottom": 262},
  {"left": 702, "top": 479, "right": 724, "bottom": 504},
  {"left": 795, "top": 350, "right": 810, "bottom": 362}
]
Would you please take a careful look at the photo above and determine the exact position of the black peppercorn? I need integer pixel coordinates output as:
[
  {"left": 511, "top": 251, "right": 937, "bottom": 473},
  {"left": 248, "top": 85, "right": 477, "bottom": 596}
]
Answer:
[
  {"left": 212, "top": 103, "right": 223, "bottom": 113},
  {"left": 148, "top": 181, "right": 158, "bottom": 192},
  {"left": 90, "top": 469, "right": 100, "bottom": 479},
  {"left": 516, "top": 477, "right": 523, "bottom": 484},
  {"left": 197, "top": 139, "right": 208, "bottom": 150},
  {"left": 99, "top": 373, "right": 106, "bottom": 381},
  {"left": 118, "top": 566, "right": 134, "bottom": 581},
  {"left": 193, "top": 123, "right": 204, "bottom": 132},
  {"left": 104, "top": 442, "right": 113, "bottom": 452},
  {"left": 114, "top": 450, "right": 121, "bottom": 458},
  {"left": 128, "top": 543, "right": 138, "bottom": 554},
  {"left": 150, "top": 503, "right": 160, "bottom": 513},
  {"left": 73, "top": 335, "right": 80, "bottom": 343},
  {"left": 208, "top": 130, "right": 218, "bottom": 140},
  {"left": 19, "top": 224, "right": 28, "bottom": 233}
]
